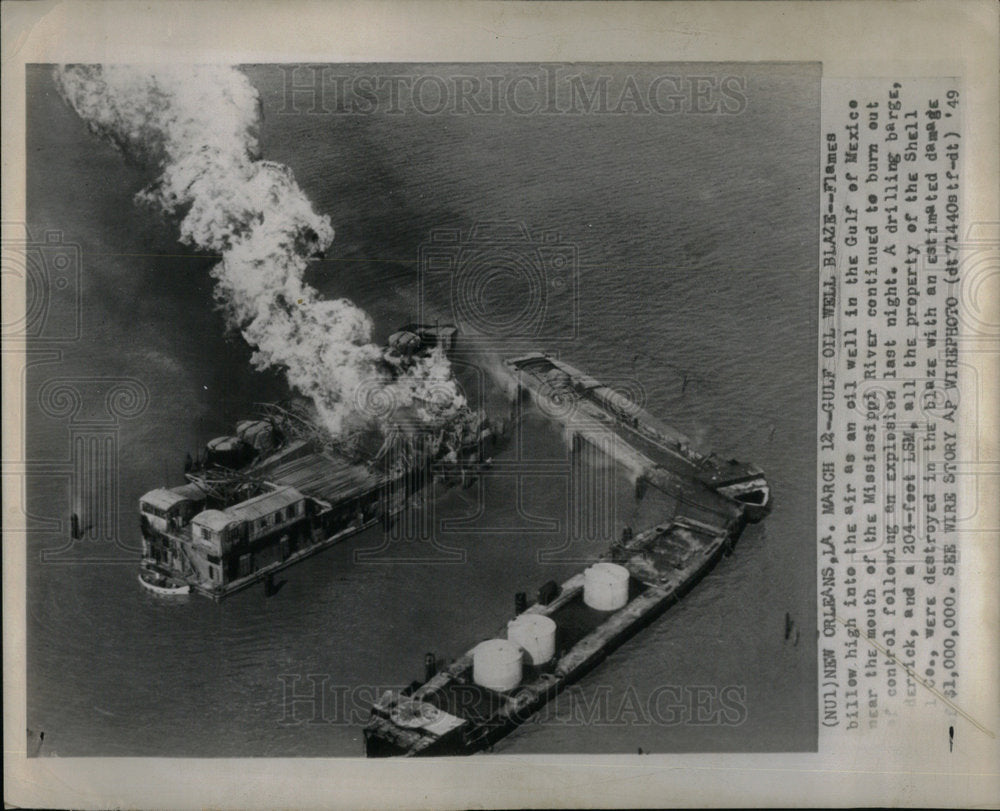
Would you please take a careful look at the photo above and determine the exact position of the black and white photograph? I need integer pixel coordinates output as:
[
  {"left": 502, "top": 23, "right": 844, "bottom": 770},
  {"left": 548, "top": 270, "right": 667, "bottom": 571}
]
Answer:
[
  {"left": 4, "top": 2, "right": 998, "bottom": 809},
  {"left": 23, "top": 61, "right": 817, "bottom": 757}
]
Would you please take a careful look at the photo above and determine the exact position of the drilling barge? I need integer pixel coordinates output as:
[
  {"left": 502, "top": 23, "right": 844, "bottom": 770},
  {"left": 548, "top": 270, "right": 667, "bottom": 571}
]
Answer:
[{"left": 137, "top": 324, "right": 495, "bottom": 600}]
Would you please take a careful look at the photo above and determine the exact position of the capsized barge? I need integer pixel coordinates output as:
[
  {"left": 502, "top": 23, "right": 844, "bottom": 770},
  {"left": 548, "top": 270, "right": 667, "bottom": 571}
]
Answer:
[
  {"left": 138, "top": 324, "right": 495, "bottom": 600},
  {"left": 364, "top": 494, "right": 747, "bottom": 756},
  {"left": 501, "top": 352, "right": 771, "bottom": 520}
]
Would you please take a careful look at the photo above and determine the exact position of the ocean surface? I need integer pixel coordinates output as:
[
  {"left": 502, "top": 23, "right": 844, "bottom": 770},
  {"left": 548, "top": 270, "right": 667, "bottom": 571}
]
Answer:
[{"left": 25, "top": 63, "right": 819, "bottom": 756}]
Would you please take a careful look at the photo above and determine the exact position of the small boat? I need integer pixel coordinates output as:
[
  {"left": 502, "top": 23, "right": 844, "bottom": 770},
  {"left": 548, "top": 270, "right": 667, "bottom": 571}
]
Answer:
[{"left": 138, "top": 565, "right": 190, "bottom": 596}]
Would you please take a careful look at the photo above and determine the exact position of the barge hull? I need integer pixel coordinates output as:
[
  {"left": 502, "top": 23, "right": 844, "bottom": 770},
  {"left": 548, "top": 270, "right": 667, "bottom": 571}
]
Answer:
[
  {"left": 500, "top": 351, "right": 771, "bottom": 520},
  {"left": 364, "top": 512, "right": 746, "bottom": 757},
  {"left": 189, "top": 514, "right": 383, "bottom": 600}
]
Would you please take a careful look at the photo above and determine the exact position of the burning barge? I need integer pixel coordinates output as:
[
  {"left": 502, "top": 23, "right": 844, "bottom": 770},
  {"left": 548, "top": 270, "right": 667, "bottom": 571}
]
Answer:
[
  {"left": 139, "top": 321, "right": 770, "bottom": 753},
  {"left": 363, "top": 352, "right": 770, "bottom": 756},
  {"left": 138, "top": 324, "right": 495, "bottom": 600}
]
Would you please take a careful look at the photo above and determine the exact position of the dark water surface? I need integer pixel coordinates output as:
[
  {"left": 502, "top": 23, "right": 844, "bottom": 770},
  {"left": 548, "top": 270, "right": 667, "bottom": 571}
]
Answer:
[{"left": 25, "top": 63, "right": 819, "bottom": 756}]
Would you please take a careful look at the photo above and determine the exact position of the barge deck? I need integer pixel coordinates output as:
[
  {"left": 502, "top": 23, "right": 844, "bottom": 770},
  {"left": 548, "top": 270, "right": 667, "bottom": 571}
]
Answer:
[
  {"left": 364, "top": 506, "right": 746, "bottom": 756},
  {"left": 140, "top": 442, "right": 407, "bottom": 601},
  {"left": 137, "top": 323, "right": 491, "bottom": 600},
  {"left": 501, "top": 352, "right": 771, "bottom": 519}
]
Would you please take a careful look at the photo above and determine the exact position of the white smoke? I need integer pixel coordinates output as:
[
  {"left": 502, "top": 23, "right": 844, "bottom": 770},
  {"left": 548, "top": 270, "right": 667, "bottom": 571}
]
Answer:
[{"left": 54, "top": 64, "right": 466, "bottom": 436}]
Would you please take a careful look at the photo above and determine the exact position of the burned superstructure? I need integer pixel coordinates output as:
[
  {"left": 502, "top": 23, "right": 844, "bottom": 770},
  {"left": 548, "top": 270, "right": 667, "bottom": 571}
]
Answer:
[{"left": 139, "top": 325, "right": 497, "bottom": 599}]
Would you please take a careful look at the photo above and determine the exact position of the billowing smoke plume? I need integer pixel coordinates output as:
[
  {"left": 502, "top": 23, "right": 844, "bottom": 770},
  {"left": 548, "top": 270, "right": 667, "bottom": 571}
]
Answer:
[{"left": 54, "top": 64, "right": 467, "bottom": 436}]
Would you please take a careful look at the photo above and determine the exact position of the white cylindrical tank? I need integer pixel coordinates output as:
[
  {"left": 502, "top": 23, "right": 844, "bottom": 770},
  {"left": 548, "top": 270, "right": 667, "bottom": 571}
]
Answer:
[
  {"left": 583, "top": 562, "right": 630, "bottom": 611},
  {"left": 472, "top": 639, "right": 523, "bottom": 691},
  {"left": 507, "top": 614, "right": 557, "bottom": 666}
]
